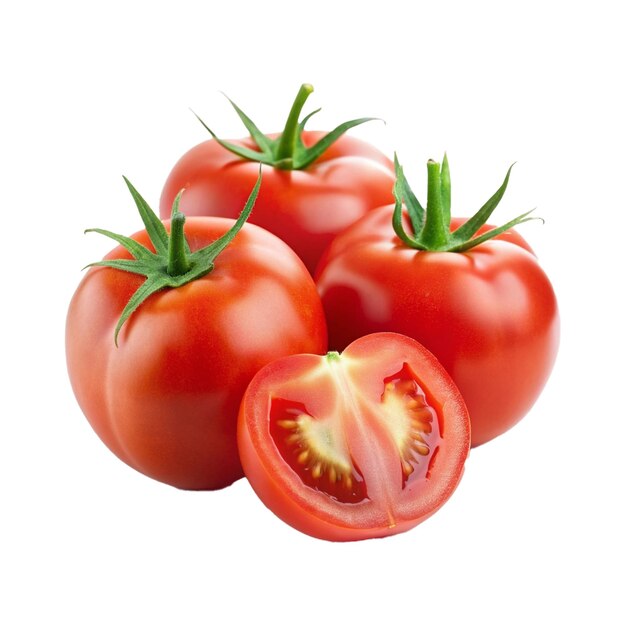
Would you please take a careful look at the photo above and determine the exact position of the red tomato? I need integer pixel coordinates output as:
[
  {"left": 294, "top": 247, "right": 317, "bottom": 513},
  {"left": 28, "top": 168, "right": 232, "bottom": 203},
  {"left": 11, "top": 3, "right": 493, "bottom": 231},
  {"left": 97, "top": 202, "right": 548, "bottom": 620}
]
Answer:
[
  {"left": 160, "top": 131, "right": 394, "bottom": 274},
  {"left": 66, "top": 210, "right": 327, "bottom": 490},
  {"left": 160, "top": 83, "right": 395, "bottom": 274},
  {"left": 238, "top": 332, "right": 470, "bottom": 541},
  {"left": 316, "top": 205, "right": 559, "bottom": 447}
]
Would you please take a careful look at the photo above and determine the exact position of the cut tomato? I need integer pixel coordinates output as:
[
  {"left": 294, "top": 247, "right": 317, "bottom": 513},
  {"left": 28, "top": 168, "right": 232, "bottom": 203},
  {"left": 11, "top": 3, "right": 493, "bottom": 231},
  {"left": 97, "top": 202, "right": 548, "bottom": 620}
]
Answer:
[{"left": 238, "top": 333, "right": 470, "bottom": 541}]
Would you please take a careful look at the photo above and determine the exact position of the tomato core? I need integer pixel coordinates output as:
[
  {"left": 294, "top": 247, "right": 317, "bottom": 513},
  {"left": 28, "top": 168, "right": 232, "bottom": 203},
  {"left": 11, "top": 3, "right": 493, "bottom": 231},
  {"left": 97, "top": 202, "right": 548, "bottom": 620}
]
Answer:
[{"left": 268, "top": 361, "right": 443, "bottom": 504}]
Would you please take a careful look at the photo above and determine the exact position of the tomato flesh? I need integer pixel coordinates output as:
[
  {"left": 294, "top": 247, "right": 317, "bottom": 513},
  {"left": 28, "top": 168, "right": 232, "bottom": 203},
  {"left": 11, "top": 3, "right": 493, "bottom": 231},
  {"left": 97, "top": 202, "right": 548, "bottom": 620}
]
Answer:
[{"left": 238, "top": 333, "right": 470, "bottom": 541}]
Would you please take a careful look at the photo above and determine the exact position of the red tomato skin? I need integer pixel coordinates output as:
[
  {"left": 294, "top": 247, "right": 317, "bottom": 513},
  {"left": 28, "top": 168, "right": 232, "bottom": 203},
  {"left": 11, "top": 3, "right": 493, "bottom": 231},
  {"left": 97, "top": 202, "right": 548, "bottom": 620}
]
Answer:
[
  {"left": 238, "top": 419, "right": 422, "bottom": 541},
  {"left": 238, "top": 333, "right": 470, "bottom": 542},
  {"left": 66, "top": 218, "right": 327, "bottom": 490},
  {"left": 315, "top": 206, "right": 559, "bottom": 447},
  {"left": 159, "top": 132, "right": 395, "bottom": 274}
]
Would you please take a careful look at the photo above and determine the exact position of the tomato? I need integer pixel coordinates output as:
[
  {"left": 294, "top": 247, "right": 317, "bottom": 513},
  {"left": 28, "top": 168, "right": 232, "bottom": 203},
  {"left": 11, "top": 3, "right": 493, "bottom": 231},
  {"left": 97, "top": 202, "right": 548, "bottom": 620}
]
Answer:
[
  {"left": 238, "top": 332, "right": 470, "bottom": 541},
  {"left": 160, "top": 84, "right": 395, "bottom": 274},
  {"left": 315, "top": 156, "right": 560, "bottom": 447},
  {"left": 66, "top": 177, "right": 327, "bottom": 490}
]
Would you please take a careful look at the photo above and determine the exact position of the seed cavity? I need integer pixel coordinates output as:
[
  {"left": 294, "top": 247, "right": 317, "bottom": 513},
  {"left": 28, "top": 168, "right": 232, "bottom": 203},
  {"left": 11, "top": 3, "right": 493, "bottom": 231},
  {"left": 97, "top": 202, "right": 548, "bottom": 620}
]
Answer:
[
  {"left": 380, "top": 364, "right": 440, "bottom": 487},
  {"left": 270, "top": 398, "right": 367, "bottom": 504}
]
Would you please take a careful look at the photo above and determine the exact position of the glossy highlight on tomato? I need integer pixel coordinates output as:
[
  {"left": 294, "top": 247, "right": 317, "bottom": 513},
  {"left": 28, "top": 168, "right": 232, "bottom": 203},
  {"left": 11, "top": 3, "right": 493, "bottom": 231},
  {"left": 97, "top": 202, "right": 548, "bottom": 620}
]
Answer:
[{"left": 238, "top": 333, "right": 470, "bottom": 541}]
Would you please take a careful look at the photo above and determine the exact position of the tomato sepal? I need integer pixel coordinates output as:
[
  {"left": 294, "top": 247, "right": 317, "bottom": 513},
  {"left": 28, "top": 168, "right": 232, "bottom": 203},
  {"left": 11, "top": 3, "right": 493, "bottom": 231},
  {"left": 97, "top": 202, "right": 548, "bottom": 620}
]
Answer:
[
  {"left": 393, "top": 154, "right": 543, "bottom": 252},
  {"left": 85, "top": 171, "right": 261, "bottom": 344},
  {"left": 193, "top": 83, "right": 382, "bottom": 171}
]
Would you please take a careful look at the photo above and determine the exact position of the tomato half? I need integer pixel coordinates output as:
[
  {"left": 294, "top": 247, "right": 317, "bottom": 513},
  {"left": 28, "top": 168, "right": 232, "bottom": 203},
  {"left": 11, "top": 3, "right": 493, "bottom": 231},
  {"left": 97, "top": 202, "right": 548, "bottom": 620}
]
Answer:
[
  {"left": 315, "top": 205, "right": 559, "bottom": 447},
  {"left": 238, "top": 333, "right": 470, "bottom": 541},
  {"left": 66, "top": 214, "right": 327, "bottom": 490}
]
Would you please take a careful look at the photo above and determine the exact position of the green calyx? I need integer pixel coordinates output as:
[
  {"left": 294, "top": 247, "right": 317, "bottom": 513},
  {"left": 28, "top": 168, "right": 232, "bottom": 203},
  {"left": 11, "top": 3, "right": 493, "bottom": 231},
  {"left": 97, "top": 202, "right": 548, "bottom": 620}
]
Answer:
[
  {"left": 85, "top": 171, "right": 262, "bottom": 345},
  {"left": 325, "top": 351, "right": 342, "bottom": 363},
  {"left": 392, "top": 154, "right": 541, "bottom": 252},
  {"left": 193, "top": 83, "right": 380, "bottom": 170}
]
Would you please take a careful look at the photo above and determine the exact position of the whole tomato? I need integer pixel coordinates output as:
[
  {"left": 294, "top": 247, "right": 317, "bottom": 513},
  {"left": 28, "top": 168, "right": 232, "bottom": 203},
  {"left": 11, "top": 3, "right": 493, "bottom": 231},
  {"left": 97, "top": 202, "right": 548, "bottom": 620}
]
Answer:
[
  {"left": 238, "top": 332, "right": 470, "bottom": 541},
  {"left": 160, "top": 84, "right": 395, "bottom": 274},
  {"left": 66, "top": 175, "right": 327, "bottom": 490},
  {"left": 316, "top": 156, "right": 559, "bottom": 447}
]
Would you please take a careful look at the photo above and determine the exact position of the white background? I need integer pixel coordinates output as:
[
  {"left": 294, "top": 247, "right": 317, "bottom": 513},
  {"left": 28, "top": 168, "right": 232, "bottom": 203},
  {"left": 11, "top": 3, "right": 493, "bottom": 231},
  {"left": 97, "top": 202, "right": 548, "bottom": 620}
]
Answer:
[{"left": 2, "top": 1, "right": 624, "bottom": 624}]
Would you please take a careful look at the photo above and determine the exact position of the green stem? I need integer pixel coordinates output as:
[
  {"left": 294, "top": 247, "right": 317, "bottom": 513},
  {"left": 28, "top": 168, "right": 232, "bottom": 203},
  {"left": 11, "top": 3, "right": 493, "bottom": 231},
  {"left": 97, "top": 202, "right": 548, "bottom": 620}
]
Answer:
[
  {"left": 420, "top": 160, "right": 449, "bottom": 250},
  {"left": 326, "top": 351, "right": 341, "bottom": 362},
  {"left": 167, "top": 212, "right": 192, "bottom": 276},
  {"left": 440, "top": 153, "right": 451, "bottom": 227},
  {"left": 275, "top": 83, "right": 314, "bottom": 167}
]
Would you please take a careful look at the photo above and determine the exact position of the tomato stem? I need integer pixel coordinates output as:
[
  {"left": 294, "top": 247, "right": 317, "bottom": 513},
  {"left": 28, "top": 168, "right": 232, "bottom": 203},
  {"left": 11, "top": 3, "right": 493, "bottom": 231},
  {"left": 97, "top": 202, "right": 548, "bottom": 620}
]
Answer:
[
  {"left": 167, "top": 212, "right": 192, "bottom": 276},
  {"left": 420, "top": 160, "right": 449, "bottom": 250},
  {"left": 440, "top": 153, "right": 451, "bottom": 224},
  {"left": 275, "top": 83, "right": 315, "bottom": 169}
]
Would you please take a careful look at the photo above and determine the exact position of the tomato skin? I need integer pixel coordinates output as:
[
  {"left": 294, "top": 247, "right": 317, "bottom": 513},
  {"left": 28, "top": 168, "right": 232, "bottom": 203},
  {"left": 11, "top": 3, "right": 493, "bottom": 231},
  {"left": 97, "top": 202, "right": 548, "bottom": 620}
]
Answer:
[
  {"left": 160, "top": 131, "right": 395, "bottom": 274},
  {"left": 66, "top": 218, "right": 327, "bottom": 490},
  {"left": 315, "top": 206, "right": 559, "bottom": 447},
  {"left": 238, "top": 333, "right": 470, "bottom": 541}
]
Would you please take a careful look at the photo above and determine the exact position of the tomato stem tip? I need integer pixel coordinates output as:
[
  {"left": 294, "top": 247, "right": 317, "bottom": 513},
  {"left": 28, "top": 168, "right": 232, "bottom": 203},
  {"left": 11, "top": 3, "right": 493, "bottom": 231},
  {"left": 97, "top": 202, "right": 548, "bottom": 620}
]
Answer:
[
  {"left": 275, "top": 84, "right": 315, "bottom": 164},
  {"left": 167, "top": 212, "right": 192, "bottom": 276}
]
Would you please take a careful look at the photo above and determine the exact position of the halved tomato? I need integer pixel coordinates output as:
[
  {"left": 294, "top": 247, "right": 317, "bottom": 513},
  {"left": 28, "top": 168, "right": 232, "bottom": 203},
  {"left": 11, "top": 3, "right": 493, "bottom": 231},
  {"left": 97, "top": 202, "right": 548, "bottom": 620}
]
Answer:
[{"left": 238, "top": 332, "right": 470, "bottom": 541}]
